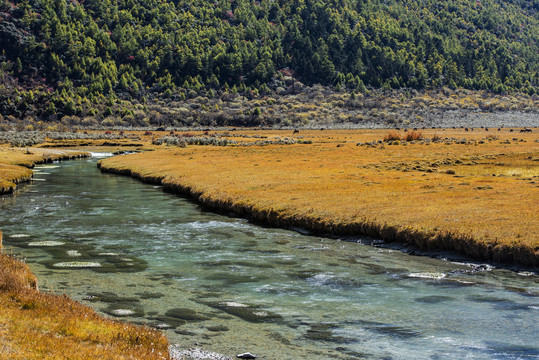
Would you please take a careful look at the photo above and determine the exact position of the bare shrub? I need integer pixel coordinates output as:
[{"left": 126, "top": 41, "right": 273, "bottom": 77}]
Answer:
[
  {"left": 404, "top": 131, "right": 423, "bottom": 141},
  {"left": 383, "top": 132, "right": 401, "bottom": 142}
]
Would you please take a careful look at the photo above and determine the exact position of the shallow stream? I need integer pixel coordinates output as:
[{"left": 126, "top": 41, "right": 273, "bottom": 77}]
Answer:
[{"left": 1, "top": 156, "right": 538, "bottom": 359}]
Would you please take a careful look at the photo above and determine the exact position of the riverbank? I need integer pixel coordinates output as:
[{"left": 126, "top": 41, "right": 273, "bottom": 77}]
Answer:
[
  {"left": 0, "top": 150, "right": 172, "bottom": 359},
  {"left": 0, "top": 233, "right": 170, "bottom": 359},
  {"left": 0, "top": 147, "right": 91, "bottom": 195},
  {"left": 98, "top": 128, "right": 538, "bottom": 267}
]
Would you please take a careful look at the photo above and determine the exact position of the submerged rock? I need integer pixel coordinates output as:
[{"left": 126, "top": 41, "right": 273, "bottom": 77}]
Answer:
[
  {"left": 165, "top": 308, "right": 210, "bottom": 322},
  {"left": 169, "top": 346, "right": 232, "bottom": 360},
  {"left": 206, "top": 325, "right": 229, "bottom": 332},
  {"left": 203, "top": 301, "right": 283, "bottom": 323},
  {"left": 135, "top": 291, "right": 165, "bottom": 299},
  {"left": 28, "top": 241, "right": 65, "bottom": 246},
  {"left": 304, "top": 323, "right": 348, "bottom": 343},
  {"left": 53, "top": 261, "right": 101, "bottom": 268}
]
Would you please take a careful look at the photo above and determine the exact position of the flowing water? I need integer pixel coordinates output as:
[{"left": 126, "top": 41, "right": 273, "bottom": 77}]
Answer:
[{"left": 1, "top": 156, "right": 538, "bottom": 360}]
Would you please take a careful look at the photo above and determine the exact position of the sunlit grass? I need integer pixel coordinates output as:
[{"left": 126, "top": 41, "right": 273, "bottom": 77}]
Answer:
[
  {"left": 0, "top": 232, "right": 170, "bottom": 359},
  {"left": 0, "top": 147, "right": 93, "bottom": 194},
  {"left": 99, "top": 128, "right": 539, "bottom": 266},
  {"left": 0, "top": 163, "right": 33, "bottom": 194}
]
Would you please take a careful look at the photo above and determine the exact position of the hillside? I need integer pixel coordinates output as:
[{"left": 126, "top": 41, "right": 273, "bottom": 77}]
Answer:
[{"left": 0, "top": 0, "right": 538, "bottom": 125}]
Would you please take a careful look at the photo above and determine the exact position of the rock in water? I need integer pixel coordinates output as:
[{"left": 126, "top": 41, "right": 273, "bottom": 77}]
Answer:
[
  {"left": 169, "top": 346, "right": 232, "bottom": 360},
  {"left": 237, "top": 353, "right": 256, "bottom": 359}
]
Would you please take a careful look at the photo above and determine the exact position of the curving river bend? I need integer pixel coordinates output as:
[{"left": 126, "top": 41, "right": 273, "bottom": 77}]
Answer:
[{"left": 1, "top": 156, "right": 538, "bottom": 359}]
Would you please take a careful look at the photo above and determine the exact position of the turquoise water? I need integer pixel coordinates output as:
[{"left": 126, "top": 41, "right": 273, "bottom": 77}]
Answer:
[{"left": 1, "top": 157, "right": 538, "bottom": 359}]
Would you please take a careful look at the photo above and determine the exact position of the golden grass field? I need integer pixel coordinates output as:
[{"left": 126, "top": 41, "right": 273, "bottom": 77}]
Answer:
[{"left": 98, "top": 128, "right": 539, "bottom": 266}]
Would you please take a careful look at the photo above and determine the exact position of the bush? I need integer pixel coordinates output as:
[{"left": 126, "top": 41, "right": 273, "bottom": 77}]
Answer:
[
  {"left": 404, "top": 131, "right": 423, "bottom": 141},
  {"left": 383, "top": 132, "right": 401, "bottom": 142},
  {"left": 0, "top": 131, "right": 46, "bottom": 147}
]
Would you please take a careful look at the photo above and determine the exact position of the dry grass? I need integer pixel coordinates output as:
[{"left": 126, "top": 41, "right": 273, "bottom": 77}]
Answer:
[
  {"left": 0, "top": 147, "right": 92, "bottom": 194},
  {"left": 0, "top": 231, "right": 170, "bottom": 360},
  {"left": 0, "top": 163, "right": 33, "bottom": 194},
  {"left": 98, "top": 128, "right": 539, "bottom": 266}
]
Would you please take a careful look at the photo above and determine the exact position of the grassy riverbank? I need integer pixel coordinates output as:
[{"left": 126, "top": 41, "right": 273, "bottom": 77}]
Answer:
[
  {"left": 0, "top": 147, "right": 91, "bottom": 195},
  {"left": 0, "top": 231, "right": 170, "bottom": 359},
  {"left": 98, "top": 128, "right": 539, "bottom": 267},
  {"left": 0, "top": 149, "right": 171, "bottom": 359}
]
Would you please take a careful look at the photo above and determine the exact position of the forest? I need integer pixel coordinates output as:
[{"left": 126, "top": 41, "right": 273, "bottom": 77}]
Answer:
[{"left": 0, "top": 0, "right": 538, "bottom": 125}]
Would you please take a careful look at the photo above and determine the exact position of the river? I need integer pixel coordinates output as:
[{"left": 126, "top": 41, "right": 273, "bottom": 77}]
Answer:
[{"left": 1, "top": 156, "right": 538, "bottom": 359}]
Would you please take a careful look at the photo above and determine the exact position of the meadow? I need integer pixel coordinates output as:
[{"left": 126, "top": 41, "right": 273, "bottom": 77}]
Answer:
[{"left": 98, "top": 128, "right": 539, "bottom": 267}]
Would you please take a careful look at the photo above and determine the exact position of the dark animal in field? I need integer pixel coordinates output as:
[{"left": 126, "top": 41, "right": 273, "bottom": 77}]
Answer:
[
  {"left": 156, "top": 127, "right": 166, "bottom": 131},
  {"left": 465, "top": 128, "right": 469, "bottom": 131},
  {"left": 520, "top": 128, "right": 532, "bottom": 133},
  {"left": 293, "top": 129, "right": 299, "bottom": 134}
]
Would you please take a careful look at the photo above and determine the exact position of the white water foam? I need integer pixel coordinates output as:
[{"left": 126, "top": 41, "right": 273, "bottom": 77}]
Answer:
[
  {"left": 34, "top": 165, "right": 60, "bottom": 169},
  {"left": 10, "top": 234, "right": 30, "bottom": 238},
  {"left": 89, "top": 152, "right": 114, "bottom": 157},
  {"left": 110, "top": 309, "right": 135, "bottom": 316},
  {"left": 221, "top": 301, "right": 248, "bottom": 308}
]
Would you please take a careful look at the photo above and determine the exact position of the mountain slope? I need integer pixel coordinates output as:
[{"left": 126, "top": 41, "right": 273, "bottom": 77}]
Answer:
[{"left": 0, "top": 0, "right": 537, "bottom": 118}]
